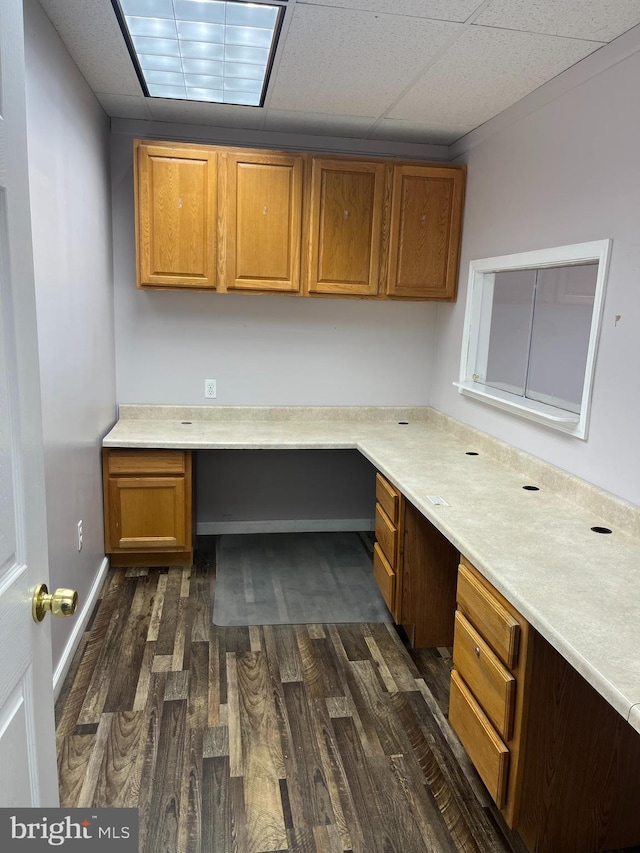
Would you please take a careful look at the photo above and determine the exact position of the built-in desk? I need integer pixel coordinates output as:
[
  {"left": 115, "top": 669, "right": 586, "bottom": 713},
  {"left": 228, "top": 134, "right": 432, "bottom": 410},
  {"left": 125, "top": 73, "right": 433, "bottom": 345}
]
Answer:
[{"left": 103, "top": 404, "right": 640, "bottom": 852}]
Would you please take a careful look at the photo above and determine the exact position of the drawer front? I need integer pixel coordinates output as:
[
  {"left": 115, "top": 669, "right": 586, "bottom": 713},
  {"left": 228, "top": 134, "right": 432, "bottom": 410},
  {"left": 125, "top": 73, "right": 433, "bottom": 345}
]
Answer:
[
  {"left": 376, "top": 473, "right": 400, "bottom": 524},
  {"left": 457, "top": 561, "right": 520, "bottom": 669},
  {"left": 375, "top": 503, "right": 398, "bottom": 568},
  {"left": 106, "top": 449, "right": 187, "bottom": 476},
  {"left": 449, "top": 670, "right": 509, "bottom": 809},
  {"left": 453, "top": 611, "right": 516, "bottom": 741},
  {"left": 373, "top": 542, "right": 395, "bottom": 613}
]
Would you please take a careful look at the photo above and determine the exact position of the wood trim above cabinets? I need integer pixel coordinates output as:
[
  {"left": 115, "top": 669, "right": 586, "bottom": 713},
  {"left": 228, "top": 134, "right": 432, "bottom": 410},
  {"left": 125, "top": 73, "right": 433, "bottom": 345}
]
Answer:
[{"left": 134, "top": 140, "right": 466, "bottom": 301}]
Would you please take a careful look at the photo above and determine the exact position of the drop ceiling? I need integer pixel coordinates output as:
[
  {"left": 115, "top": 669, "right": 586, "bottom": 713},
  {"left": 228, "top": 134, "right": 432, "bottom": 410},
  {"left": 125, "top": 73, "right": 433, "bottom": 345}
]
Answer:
[{"left": 36, "top": 0, "right": 640, "bottom": 146}]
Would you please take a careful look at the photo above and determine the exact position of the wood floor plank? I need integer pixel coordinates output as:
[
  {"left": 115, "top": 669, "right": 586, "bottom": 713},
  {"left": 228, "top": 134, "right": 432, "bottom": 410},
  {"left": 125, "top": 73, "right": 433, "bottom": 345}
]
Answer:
[
  {"left": 187, "top": 641, "right": 209, "bottom": 732},
  {"left": 74, "top": 572, "right": 136, "bottom": 727},
  {"left": 155, "top": 568, "right": 183, "bottom": 656},
  {"left": 189, "top": 574, "right": 211, "bottom": 643},
  {"left": 57, "top": 734, "right": 96, "bottom": 807},
  {"left": 370, "top": 622, "right": 422, "bottom": 690},
  {"left": 87, "top": 711, "right": 146, "bottom": 807},
  {"left": 104, "top": 576, "right": 156, "bottom": 712},
  {"left": 144, "top": 699, "right": 187, "bottom": 853},
  {"left": 147, "top": 573, "right": 168, "bottom": 643},
  {"left": 282, "top": 680, "right": 335, "bottom": 829},
  {"left": 135, "top": 671, "right": 167, "bottom": 852},
  {"left": 202, "top": 756, "right": 230, "bottom": 853},
  {"left": 208, "top": 635, "right": 221, "bottom": 727},
  {"left": 178, "top": 727, "right": 202, "bottom": 853},
  {"left": 237, "top": 651, "right": 288, "bottom": 853},
  {"left": 133, "top": 642, "right": 156, "bottom": 712}
]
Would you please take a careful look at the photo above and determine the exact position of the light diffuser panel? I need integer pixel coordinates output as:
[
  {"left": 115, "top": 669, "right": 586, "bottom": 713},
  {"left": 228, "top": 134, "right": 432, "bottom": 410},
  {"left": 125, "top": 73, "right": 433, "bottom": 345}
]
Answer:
[{"left": 115, "top": 0, "right": 282, "bottom": 106}]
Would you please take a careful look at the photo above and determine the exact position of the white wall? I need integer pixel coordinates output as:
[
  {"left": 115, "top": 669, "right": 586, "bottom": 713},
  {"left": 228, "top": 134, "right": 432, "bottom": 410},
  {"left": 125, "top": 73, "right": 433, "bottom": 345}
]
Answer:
[
  {"left": 25, "top": 0, "right": 116, "bottom": 674},
  {"left": 432, "top": 45, "right": 640, "bottom": 506},
  {"left": 111, "top": 128, "right": 439, "bottom": 407}
]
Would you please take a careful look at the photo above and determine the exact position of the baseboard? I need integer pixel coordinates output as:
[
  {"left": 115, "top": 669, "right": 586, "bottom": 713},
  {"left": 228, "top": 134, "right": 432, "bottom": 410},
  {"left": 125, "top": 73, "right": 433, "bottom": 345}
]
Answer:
[
  {"left": 53, "top": 556, "right": 110, "bottom": 700},
  {"left": 197, "top": 518, "right": 374, "bottom": 535}
]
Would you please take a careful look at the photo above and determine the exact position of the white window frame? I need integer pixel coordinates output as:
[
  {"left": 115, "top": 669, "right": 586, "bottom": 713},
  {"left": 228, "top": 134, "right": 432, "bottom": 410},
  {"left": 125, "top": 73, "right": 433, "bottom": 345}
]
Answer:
[{"left": 455, "top": 240, "right": 612, "bottom": 440}]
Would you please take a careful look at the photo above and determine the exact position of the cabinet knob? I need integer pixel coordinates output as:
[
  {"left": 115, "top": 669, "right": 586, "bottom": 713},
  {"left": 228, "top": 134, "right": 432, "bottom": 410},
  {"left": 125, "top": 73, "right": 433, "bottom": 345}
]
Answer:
[
  {"left": 343, "top": 209, "right": 350, "bottom": 219},
  {"left": 178, "top": 197, "right": 183, "bottom": 209},
  {"left": 263, "top": 204, "right": 268, "bottom": 215},
  {"left": 474, "top": 646, "right": 481, "bottom": 657}
]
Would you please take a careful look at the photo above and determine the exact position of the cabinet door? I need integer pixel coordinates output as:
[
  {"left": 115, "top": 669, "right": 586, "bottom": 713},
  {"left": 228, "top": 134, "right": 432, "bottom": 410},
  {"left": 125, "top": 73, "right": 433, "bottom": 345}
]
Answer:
[
  {"left": 106, "top": 476, "right": 189, "bottom": 552},
  {"left": 307, "top": 158, "right": 385, "bottom": 296},
  {"left": 387, "top": 165, "right": 464, "bottom": 300},
  {"left": 222, "top": 150, "right": 303, "bottom": 292},
  {"left": 136, "top": 141, "right": 217, "bottom": 288}
]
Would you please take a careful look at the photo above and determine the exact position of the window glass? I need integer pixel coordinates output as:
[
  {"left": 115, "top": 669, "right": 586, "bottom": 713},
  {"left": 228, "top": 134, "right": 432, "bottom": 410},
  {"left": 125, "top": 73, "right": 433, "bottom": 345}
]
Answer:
[
  {"left": 526, "top": 264, "right": 597, "bottom": 413},
  {"left": 485, "top": 269, "right": 535, "bottom": 396}
]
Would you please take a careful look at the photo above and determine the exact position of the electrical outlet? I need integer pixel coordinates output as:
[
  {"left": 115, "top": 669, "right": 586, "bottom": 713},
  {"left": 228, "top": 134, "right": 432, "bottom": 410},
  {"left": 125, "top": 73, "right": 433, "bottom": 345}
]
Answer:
[
  {"left": 205, "top": 379, "right": 217, "bottom": 399},
  {"left": 77, "top": 520, "right": 83, "bottom": 552}
]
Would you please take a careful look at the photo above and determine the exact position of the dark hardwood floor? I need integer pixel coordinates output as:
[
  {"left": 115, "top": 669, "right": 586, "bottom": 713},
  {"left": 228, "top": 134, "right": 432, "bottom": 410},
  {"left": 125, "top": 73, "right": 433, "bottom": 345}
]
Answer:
[{"left": 55, "top": 541, "right": 636, "bottom": 853}]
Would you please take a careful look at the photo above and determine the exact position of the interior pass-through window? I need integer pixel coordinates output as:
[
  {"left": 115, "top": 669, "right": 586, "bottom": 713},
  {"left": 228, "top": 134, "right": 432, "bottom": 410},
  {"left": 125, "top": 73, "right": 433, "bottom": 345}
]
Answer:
[{"left": 456, "top": 240, "right": 611, "bottom": 439}]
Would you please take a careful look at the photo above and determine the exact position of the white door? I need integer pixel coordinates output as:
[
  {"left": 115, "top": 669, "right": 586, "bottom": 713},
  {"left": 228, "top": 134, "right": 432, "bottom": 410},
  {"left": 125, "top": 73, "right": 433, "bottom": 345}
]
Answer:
[{"left": 0, "top": 0, "right": 59, "bottom": 805}]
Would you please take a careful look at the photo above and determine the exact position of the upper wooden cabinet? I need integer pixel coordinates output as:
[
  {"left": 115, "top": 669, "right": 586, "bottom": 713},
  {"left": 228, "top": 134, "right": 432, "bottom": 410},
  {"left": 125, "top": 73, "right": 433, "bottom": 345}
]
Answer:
[
  {"left": 306, "top": 158, "right": 386, "bottom": 297},
  {"left": 135, "top": 141, "right": 217, "bottom": 289},
  {"left": 133, "top": 139, "right": 466, "bottom": 300},
  {"left": 386, "top": 164, "right": 465, "bottom": 301},
  {"left": 220, "top": 150, "right": 303, "bottom": 293}
]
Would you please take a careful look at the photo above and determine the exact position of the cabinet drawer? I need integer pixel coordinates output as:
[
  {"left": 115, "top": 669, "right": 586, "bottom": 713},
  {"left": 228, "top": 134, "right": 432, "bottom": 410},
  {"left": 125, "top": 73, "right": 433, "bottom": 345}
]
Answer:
[
  {"left": 373, "top": 542, "right": 395, "bottom": 613},
  {"left": 375, "top": 503, "right": 398, "bottom": 568},
  {"left": 457, "top": 560, "right": 520, "bottom": 669},
  {"left": 376, "top": 473, "right": 400, "bottom": 524},
  {"left": 453, "top": 611, "right": 515, "bottom": 741},
  {"left": 106, "top": 449, "right": 187, "bottom": 476},
  {"left": 449, "top": 670, "right": 509, "bottom": 809}
]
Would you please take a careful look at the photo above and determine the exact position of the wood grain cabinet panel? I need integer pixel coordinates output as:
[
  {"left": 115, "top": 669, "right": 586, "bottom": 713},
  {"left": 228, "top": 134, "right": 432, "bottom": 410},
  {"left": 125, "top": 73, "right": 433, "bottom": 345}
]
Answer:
[
  {"left": 373, "top": 542, "right": 395, "bottom": 614},
  {"left": 135, "top": 141, "right": 217, "bottom": 289},
  {"left": 386, "top": 164, "right": 465, "bottom": 301},
  {"left": 457, "top": 558, "right": 520, "bottom": 669},
  {"left": 103, "top": 449, "right": 193, "bottom": 567},
  {"left": 374, "top": 503, "right": 398, "bottom": 568},
  {"left": 307, "top": 158, "right": 385, "bottom": 296},
  {"left": 221, "top": 150, "right": 303, "bottom": 292},
  {"left": 453, "top": 610, "right": 516, "bottom": 741},
  {"left": 375, "top": 473, "right": 399, "bottom": 524},
  {"left": 449, "top": 670, "right": 510, "bottom": 809}
]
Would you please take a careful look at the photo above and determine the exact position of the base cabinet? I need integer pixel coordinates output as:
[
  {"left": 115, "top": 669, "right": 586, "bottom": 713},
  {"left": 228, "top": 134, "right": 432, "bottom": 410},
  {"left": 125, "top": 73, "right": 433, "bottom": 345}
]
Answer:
[
  {"left": 451, "top": 557, "right": 640, "bottom": 853},
  {"left": 103, "top": 449, "right": 193, "bottom": 567},
  {"left": 372, "top": 472, "right": 458, "bottom": 645}
]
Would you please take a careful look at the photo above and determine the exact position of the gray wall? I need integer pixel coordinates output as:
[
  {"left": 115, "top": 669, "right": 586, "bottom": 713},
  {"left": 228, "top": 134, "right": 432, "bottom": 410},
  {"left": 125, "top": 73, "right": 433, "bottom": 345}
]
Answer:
[
  {"left": 432, "top": 45, "right": 640, "bottom": 506},
  {"left": 196, "top": 450, "right": 376, "bottom": 531},
  {"left": 25, "top": 0, "right": 116, "bottom": 674}
]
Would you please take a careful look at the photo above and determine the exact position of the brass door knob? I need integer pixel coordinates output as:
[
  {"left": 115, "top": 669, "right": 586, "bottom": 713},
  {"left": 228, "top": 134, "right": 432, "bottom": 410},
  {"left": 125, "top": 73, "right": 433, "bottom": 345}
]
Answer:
[{"left": 32, "top": 584, "right": 78, "bottom": 622}]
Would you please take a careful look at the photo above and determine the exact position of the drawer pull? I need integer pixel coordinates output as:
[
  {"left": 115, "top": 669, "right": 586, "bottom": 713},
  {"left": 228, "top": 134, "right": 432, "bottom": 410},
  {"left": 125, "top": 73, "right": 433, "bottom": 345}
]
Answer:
[{"left": 475, "top": 646, "right": 481, "bottom": 657}]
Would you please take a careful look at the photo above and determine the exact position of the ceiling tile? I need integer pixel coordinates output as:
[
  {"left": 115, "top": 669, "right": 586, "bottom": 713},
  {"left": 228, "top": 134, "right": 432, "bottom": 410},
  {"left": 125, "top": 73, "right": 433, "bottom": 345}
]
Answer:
[
  {"left": 264, "top": 110, "right": 376, "bottom": 137},
  {"left": 147, "top": 98, "right": 267, "bottom": 129},
  {"left": 389, "top": 26, "right": 602, "bottom": 126},
  {"left": 96, "top": 93, "right": 151, "bottom": 119},
  {"left": 269, "top": 5, "right": 463, "bottom": 116},
  {"left": 295, "top": 0, "right": 484, "bottom": 22},
  {"left": 368, "top": 119, "right": 475, "bottom": 145},
  {"left": 38, "top": 0, "right": 143, "bottom": 96},
  {"left": 475, "top": 0, "right": 640, "bottom": 43}
]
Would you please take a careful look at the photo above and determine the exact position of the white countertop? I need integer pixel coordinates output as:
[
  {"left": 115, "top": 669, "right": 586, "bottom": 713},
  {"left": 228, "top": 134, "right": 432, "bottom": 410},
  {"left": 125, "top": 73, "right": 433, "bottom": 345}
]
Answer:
[{"left": 104, "top": 406, "right": 640, "bottom": 732}]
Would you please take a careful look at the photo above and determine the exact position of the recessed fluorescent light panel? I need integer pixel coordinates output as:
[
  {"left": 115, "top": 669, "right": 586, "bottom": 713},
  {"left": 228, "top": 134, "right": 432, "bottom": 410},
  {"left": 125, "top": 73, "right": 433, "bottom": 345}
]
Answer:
[{"left": 113, "top": 0, "right": 284, "bottom": 106}]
